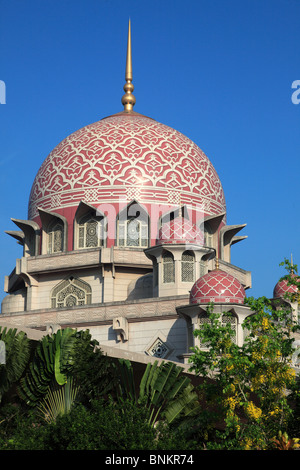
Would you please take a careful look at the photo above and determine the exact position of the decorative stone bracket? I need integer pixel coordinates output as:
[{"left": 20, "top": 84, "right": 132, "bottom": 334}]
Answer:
[{"left": 112, "top": 317, "right": 129, "bottom": 342}]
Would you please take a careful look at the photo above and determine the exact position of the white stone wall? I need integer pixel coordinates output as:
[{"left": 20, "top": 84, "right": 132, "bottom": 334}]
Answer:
[
  {"left": 89, "top": 317, "right": 187, "bottom": 363},
  {"left": 33, "top": 269, "right": 103, "bottom": 310},
  {"left": 113, "top": 270, "right": 148, "bottom": 302}
]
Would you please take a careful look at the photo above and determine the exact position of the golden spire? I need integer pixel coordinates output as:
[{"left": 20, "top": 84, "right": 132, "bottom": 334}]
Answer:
[
  {"left": 215, "top": 256, "right": 219, "bottom": 270},
  {"left": 121, "top": 19, "right": 136, "bottom": 112}
]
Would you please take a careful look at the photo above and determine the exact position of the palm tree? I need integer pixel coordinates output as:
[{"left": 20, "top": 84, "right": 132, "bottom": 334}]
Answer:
[
  {"left": 117, "top": 359, "right": 200, "bottom": 427},
  {"left": 37, "top": 377, "right": 80, "bottom": 423},
  {"left": 18, "top": 327, "right": 77, "bottom": 406},
  {"left": 0, "top": 327, "right": 31, "bottom": 403},
  {"left": 18, "top": 328, "right": 116, "bottom": 410}
]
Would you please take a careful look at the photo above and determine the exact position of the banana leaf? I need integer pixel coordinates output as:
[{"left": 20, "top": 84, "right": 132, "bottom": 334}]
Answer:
[
  {"left": 150, "top": 362, "right": 182, "bottom": 406},
  {"left": 117, "top": 358, "right": 136, "bottom": 401},
  {"left": 54, "top": 343, "right": 67, "bottom": 386},
  {"left": 18, "top": 328, "right": 77, "bottom": 406},
  {"left": 163, "top": 383, "right": 199, "bottom": 424}
]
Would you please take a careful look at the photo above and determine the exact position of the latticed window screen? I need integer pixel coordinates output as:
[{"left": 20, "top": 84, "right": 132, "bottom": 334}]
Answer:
[
  {"left": 181, "top": 251, "right": 195, "bottom": 282},
  {"left": 117, "top": 218, "right": 148, "bottom": 248},
  {"left": 199, "top": 261, "right": 205, "bottom": 277},
  {"left": 51, "top": 277, "right": 92, "bottom": 309},
  {"left": 78, "top": 214, "right": 105, "bottom": 249},
  {"left": 47, "top": 221, "right": 64, "bottom": 254},
  {"left": 198, "top": 314, "right": 238, "bottom": 347},
  {"left": 163, "top": 251, "right": 175, "bottom": 283},
  {"left": 198, "top": 314, "right": 211, "bottom": 347},
  {"left": 222, "top": 314, "right": 237, "bottom": 344}
]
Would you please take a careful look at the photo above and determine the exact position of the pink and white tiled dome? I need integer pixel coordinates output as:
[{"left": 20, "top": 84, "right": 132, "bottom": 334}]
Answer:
[
  {"left": 28, "top": 112, "right": 226, "bottom": 225},
  {"left": 157, "top": 217, "right": 204, "bottom": 245},
  {"left": 273, "top": 273, "right": 299, "bottom": 299},
  {"left": 190, "top": 269, "right": 246, "bottom": 304}
]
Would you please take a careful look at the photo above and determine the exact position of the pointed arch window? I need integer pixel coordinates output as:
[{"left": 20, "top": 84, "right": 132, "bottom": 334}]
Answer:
[
  {"left": 47, "top": 220, "right": 64, "bottom": 254},
  {"left": 51, "top": 276, "right": 92, "bottom": 309},
  {"left": 162, "top": 251, "right": 175, "bottom": 283},
  {"left": 78, "top": 214, "right": 106, "bottom": 249},
  {"left": 117, "top": 202, "right": 149, "bottom": 248},
  {"left": 181, "top": 250, "right": 195, "bottom": 282}
]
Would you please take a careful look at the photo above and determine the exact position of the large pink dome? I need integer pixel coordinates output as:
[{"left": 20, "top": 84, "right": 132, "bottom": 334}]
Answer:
[
  {"left": 190, "top": 269, "right": 246, "bottom": 304},
  {"left": 28, "top": 112, "right": 226, "bottom": 222}
]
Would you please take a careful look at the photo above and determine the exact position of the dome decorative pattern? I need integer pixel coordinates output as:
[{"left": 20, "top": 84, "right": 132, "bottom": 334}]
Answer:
[
  {"left": 273, "top": 273, "right": 299, "bottom": 299},
  {"left": 157, "top": 217, "right": 203, "bottom": 245},
  {"left": 28, "top": 113, "right": 226, "bottom": 220},
  {"left": 190, "top": 269, "right": 246, "bottom": 304}
]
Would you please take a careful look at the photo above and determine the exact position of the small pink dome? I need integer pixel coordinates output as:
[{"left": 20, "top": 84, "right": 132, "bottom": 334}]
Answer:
[
  {"left": 157, "top": 217, "right": 204, "bottom": 245},
  {"left": 273, "top": 273, "right": 299, "bottom": 299},
  {"left": 190, "top": 269, "right": 246, "bottom": 304}
]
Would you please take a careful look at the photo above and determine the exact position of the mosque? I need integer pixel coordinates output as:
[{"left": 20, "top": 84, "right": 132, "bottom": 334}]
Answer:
[{"left": 0, "top": 22, "right": 298, "bottom": 366}]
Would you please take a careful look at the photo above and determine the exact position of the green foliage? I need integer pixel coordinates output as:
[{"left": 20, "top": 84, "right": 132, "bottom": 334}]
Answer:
[
  {"left": 70, "top": 330, "right": 119, "bottom": 405},
  {"left": 0, "top": 403, "right": 47, "bottom": 450},
  {"left": 37, "top": 377, "right": 80, "bottom": 423},
  {"left": 0, "top": 399, "right": 199, "bottom": 450},
  {"left": 18, "top": 327, "right": 77, "bottom": 406},
  {"left": 117, "top": 359, "right": 200, "bottom": 427},
  {"left": 47, "top": 399, "right": 158, "bottom": 450},
  {"left": 0, "top": 327, "right": 31, "bottom": 403},
  {"left": 189, "top": 263, "right": 300, "bottom": 449},
  {"left": 17, "top": 328, "right": 115, "bottom": 409},
  {"left": 53, "top": 328, "right": 76, "bottom": 385}
]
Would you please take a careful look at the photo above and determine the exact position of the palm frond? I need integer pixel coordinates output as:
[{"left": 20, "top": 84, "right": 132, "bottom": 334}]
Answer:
[{"left": 38, "top": 377, "right": 80, "bottom": 423}]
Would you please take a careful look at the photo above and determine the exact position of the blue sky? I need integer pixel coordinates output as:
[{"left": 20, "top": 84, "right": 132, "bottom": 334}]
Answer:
[{"left": 0, "top": 0, "right": 299, "bottom": 304}]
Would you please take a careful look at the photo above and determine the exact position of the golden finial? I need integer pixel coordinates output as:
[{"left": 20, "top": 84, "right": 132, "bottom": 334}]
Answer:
[
  {"left": 121, "top": 19, "right": 136, "bottom": 112},
  {"left": 215, "top": 256, "right": 219, "bottom": 270}
]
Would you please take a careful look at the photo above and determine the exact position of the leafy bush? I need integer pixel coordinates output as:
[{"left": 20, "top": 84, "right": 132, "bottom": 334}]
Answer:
[{"left": 0, "top": 398, "right": 200, "bottom": 450}]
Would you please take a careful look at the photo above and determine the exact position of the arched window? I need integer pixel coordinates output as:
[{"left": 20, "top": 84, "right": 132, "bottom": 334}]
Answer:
[
  {"left": 47, "top": 220, "right": 64, "bottom": 254},
  {"left": 181, "top": 250, "right": 195, "bottom": 282},
  {"left": 78, "top": 214, "right": 105, "bottom": 249},
  {"left": 117, "top": 202, "right": 149, "bottom": 248},
  {"left": 51, "top": 276, "right": 92, "bottom": 309},
  {"left": 162, "top": 251, "right": 175, "bottom": 283}
]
